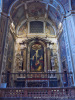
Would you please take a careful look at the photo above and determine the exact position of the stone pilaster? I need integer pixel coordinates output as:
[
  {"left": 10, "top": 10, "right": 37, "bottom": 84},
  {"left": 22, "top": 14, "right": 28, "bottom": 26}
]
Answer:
[
  {"left": 0, "top": 14, "right": 9, "bottom": 74},
  {"left": 0, "top": 13, "right": 11, "bottom": 83},
  {"left": 47, "top": 43, "right": 51, "bottom": 71},
  {"left": 23, "top": 47, "right": 27, "bottom": 71}
]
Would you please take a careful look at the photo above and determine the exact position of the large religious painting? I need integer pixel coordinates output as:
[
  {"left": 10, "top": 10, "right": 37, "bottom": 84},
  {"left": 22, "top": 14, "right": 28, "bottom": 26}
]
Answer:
[{"left": 30, "top": 43, "right": 44, "bottom": 72}]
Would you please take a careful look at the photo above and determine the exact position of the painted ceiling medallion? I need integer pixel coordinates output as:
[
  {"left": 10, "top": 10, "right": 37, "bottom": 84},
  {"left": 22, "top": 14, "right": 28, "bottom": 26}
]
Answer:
[{"left": 27, "top": 2, "right": 46, "bottom": 17}]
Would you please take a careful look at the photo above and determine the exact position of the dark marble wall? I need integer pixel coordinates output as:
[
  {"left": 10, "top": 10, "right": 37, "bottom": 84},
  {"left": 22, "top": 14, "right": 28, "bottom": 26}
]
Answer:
[
  {"left": 0, "top": 14, "right": 7, "bottom": 73},
  {"left": 58, "top": 33, "right": 68, "bottom": 70},
  {"left": 6, "top": 32, "right": 14, "bottom": 71},
  {"left": 0, "top": 14, "right": 1, "bottom": 67},
  {"left": 3, "top": 0, "right": 15, "bottom": 14},
  {"left": 59, "top": 33, "right": 67, "bottom": 61}
]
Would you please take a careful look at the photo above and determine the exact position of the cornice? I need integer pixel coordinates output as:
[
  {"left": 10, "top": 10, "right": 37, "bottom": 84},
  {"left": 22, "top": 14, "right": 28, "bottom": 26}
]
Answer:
[{"left": 64, "top": 10, "right": 75, "bottom": 19}]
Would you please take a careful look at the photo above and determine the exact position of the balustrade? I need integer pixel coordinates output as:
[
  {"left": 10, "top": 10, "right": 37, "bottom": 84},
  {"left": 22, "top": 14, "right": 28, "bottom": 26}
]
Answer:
[{"left": 0, "top": 87, "right": 75, "bottom": 98}]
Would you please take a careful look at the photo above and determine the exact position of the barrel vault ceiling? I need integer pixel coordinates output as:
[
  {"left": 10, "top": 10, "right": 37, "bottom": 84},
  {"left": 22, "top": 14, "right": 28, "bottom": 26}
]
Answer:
[{"left": 2, "top": 0, "right": 69, "bottom": 29}]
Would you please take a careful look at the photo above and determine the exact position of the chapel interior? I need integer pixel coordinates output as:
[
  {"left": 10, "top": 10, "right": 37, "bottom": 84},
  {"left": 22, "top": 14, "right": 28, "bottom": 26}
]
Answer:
[{"left": 0, "top": 0, "right": 75, "bottom": 90}]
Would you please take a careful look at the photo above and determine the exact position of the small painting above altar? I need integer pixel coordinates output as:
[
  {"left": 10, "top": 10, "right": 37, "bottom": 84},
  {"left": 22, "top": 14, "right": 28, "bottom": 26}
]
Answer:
[{"left": 30, "top": 43, "right": 44, "bottom": 72}]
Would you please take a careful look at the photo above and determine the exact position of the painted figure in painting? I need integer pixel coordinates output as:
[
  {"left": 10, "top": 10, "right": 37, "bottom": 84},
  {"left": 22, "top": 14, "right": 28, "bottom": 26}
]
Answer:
[{"left": 30, "top": 43, "right": 44, "bottom": 72}]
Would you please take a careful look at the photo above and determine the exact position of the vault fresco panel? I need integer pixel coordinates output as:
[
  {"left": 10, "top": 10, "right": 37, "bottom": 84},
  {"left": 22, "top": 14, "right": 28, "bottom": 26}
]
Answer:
[
  {"left": 58, "top": 0, "right": 68, "bottom": 5},
  {"left": 3, "top": 0, "right": 15, "bottom": 13},
  {"left": 46, "top": 22, "right": 55, "bottom": 35},
  {"left": 59, "top": 33, "right": 67, "bottom": 61},
  {"left": 18, "top": 22, "right": 27, "bottom": 35},
  {"left": 27, "top": 2, "right": 46, "bottom": 17},
  {"left": 48, "top": 6, "right": 61, "bottom": 27},
  {"left": 71, "top": 0, "right": 75, "bottom": 10}
]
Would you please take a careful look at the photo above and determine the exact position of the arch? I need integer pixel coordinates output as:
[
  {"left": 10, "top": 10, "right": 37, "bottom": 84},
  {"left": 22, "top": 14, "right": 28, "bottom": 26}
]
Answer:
[
  {"left": 8, "top": 0, "right": 19, "bottom": 16},
  {"left": 16, "top": 19, "right": 56, "bottom": 36},
  {"left": 8, "top": 0, "right": 65, "bottom": 16},
  {"left": 16, "top": 19, "right": 27, "bottom": 35},
  {"left": 8, "top": 0, "right": 33, "bottom": 16},
  {"left": 7, "top": 0, "right": 65, "bottom": 33}
]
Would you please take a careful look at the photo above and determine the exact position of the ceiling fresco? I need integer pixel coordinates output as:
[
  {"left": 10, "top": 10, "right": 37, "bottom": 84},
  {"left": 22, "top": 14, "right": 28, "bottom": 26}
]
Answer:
[
  {"left": 27, "top": 2, "right": 46, "bottom": 17},
  {"left": 46, "top": 22, "right": 55, "bottom": 35},
  {"left": 12, "top": 6, "right": 26, "bottom": 27},
  {"left": 71, "top": 0, "right": 75, "bottom": 10},
  {"left": 48, "top": 5, "right": 61, "bottom": 28},
  {"left": 3, "top": 0, "right": 15, "bottom": 13},
  {"left": 9, "top": 0, "right": 62, "bottom": 28},
  {"left": 2, "top": 0, "right": 74, "bottom": 30},
  {"left": 58, "top": 0, "right": 68, "bottom": 5},
  {"left": 58, "top": 0, "right": 69, "bottom": 13},
  {"left": 18, "top": 22, "right": 27, "bottom": 36},
  {"left": 2, "top": 0, "right": 70, "bottom": 14}
]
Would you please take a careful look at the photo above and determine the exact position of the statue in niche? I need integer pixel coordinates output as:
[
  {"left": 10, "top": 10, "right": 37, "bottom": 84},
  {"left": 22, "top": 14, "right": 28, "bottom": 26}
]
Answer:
[
  {"left": 50, "top": 49, "right": 55, "bottom": 70},
  {"left": 16, "top": 53, "right": 23, "bottom": 70},
  {"left": 51, "top": 56, "right": 55, "bottom": 70}
]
